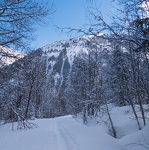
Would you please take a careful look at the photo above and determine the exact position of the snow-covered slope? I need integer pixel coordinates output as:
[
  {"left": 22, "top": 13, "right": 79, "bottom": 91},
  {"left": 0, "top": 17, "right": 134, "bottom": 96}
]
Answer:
[
  {"left": 41, "top": 36, "right": 111, "bottom": 84},
  {"left": 0, "top": 46, "right": 24, "bottom": 67},
  {"left": 0, "top": 106, "right": 148, "bottom": 150},
  {"left": 42, "top": 38, "right": 87, "bottom": 77}
]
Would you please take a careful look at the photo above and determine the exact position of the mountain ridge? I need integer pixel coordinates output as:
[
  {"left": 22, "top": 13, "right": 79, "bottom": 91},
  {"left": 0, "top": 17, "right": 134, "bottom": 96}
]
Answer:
[{"left": 0, "top": 45, "right": 24, "bottom": 68}]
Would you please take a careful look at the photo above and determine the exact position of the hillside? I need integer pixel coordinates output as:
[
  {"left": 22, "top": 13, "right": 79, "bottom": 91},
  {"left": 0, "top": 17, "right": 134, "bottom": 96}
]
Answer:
[{"left": 0, "top": 35, "right": 112, "bottom": 119}]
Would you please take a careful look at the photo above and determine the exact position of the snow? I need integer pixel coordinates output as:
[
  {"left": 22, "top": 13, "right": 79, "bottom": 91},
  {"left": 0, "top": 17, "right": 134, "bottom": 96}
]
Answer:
[
  {"left": 108, "top": 106, "right": 141, "bottom": 138},
  {"left": 0, "top": 46, "right": 24, "bottom": 67},
  {"left": 0, "top": 106, "right": 149, "bottom": 150},
  {"left": 0, "top": 116, "right": 121, "bottom": 150},
  {"left": 142, "top": 1, "right": 149, "bottom": 16},
  {"left": 42, "top": 36, "right": 112, "bottom": 83},
  {"left": 60, "top": 55, "right": 66, "bottom": 87},
  {"left": 42, "top": 38, "right": 90, "bottom": 81},
  {"left": 120, "top": 124, "right": 149, "bottom": 150}
]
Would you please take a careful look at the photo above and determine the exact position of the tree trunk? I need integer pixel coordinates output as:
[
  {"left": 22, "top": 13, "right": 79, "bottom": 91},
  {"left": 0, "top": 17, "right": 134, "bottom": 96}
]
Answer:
[
  {"left": 105, "top": 103, "right": 116, "bottom": 138},
  {"left": 24, "top": 84, "right": 33, "bottom": 118}
]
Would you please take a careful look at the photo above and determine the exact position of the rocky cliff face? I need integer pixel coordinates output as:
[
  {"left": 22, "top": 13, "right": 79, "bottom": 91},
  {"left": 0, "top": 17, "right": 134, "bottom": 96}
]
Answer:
[{"left": 41, "top": 36, "right": 111, "bottom": 86}]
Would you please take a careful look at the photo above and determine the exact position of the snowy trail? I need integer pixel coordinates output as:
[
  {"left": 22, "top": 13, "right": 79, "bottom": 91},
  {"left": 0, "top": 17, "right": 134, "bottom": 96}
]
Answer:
[
  {"left": 0, "top": 116, "right": 79, "bottom": 150},
  {"left": 52, "top": 120, "right": 78, "bottom": 150},
  {"left": 0, "top": 115, "right": 122, "bottom": 150},
  {"left": 0, "top": 107, "right": 149, "bottom": 150}
]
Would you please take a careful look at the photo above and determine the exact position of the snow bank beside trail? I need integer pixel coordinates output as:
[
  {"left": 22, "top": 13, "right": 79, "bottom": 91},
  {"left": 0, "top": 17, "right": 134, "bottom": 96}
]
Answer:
[
  {"left": 83, "top": 105, "right": 149, "bottom": 138},
  {"left": 109, "top": 106, "right": 141, "bottom": 138},
  {"left": 0, "top": 119, "right": 53, "bottom": 150},
  {"left": 0, "top": 106, "right": 148, "bottom": 150},
  {"left": 74, "top": 105, "right": 149, "bottom": 150},
  {"left": 120, "top": 123, "right": 149, "bottom": 150},
  {"left": 107, "top": 106, "right": 149, "bottom": 150}
]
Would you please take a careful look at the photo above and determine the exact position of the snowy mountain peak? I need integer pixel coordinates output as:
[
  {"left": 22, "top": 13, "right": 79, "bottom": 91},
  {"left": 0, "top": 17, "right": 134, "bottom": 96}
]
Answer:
[
  {"left": 41, "top": 36, "right": 111, "bottom": 78},
  {"left": 0, "top": 46, "right": 24, "bottom": 68}
]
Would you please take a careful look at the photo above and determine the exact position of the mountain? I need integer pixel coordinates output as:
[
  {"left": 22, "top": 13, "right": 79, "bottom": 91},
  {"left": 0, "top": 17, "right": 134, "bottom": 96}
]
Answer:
[
  {"left": 0, "top": 45, "right": 24, "bottom": 68},
  {"left": 0, "top": 35, "right": 112, "bottom": 119},
  {"left": 41, "top": 36, "right": 111, "bottom": 81}
]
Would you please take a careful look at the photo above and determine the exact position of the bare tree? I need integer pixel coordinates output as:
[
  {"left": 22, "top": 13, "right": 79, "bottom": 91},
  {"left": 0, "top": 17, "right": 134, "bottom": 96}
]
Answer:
[{"left": 0, "top": 0, "right": 54, "bottom": 51}]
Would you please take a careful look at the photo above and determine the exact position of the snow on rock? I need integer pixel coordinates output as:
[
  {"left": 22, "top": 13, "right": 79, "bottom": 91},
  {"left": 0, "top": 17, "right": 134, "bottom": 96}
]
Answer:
[
  {"left": 41, "top": 36, "right": 110, "bottom": 79},
  {"left": 0, "top": 46, "right": 24, "bottom": 67}
]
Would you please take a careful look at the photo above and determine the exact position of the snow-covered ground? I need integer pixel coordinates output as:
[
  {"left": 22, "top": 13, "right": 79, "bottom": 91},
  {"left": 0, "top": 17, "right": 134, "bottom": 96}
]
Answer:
[{"left": 0, "top": 106, "right": 149, "bottom": 150}]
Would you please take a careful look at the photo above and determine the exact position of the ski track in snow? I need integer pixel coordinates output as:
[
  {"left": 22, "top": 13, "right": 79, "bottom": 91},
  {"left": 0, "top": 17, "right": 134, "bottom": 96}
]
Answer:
[
  {"left": 1, "top": 109, "right": 148, "bottom": 150},
  {"left": 0, "top": 117, "right": 80, "bottom": 150},
  {"left": 52, "top": 120, "right": 78, "bottom": 150}
]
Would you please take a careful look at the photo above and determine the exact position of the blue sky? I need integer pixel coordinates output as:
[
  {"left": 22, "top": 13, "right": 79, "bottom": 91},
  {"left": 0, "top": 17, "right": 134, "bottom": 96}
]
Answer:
[{"left": 31, "top": 0, "right": 118, "bottom": 49}]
